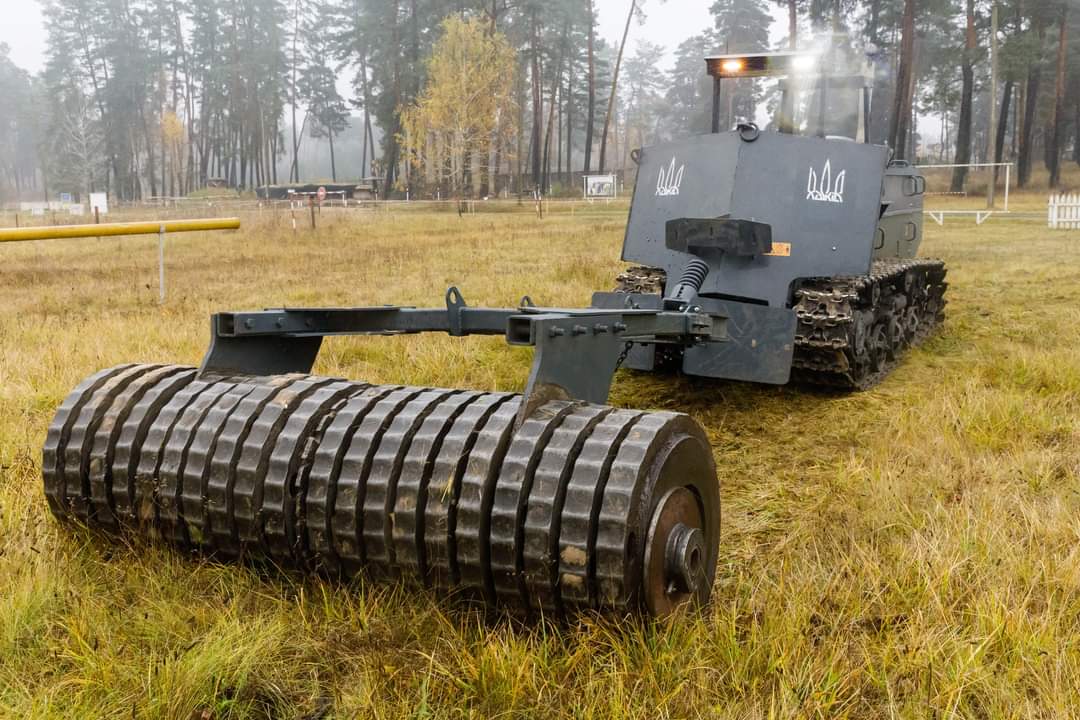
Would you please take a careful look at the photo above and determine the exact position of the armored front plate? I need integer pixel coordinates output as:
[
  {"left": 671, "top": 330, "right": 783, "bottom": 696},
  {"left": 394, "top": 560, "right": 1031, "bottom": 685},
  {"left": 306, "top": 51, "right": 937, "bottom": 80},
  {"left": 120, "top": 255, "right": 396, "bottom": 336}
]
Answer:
[
  {"left": 624, "top": 131, "right": 889, "bottom": 307},
  {"left": 680, "top": 298, "right": 795, "bottom": 384}
]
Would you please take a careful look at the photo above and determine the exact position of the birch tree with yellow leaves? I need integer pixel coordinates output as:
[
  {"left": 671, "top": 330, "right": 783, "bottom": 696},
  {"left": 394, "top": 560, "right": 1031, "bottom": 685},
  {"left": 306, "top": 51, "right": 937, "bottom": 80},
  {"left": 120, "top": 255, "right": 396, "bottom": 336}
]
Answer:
[{"left": 400, "top": 16, "right": 518, "bottom": 198}]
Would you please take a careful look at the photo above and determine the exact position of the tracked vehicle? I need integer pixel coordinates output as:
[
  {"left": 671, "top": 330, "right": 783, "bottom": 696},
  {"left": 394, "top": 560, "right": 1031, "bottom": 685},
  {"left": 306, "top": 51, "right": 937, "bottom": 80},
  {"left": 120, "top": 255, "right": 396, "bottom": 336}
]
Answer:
[{"left": 44, "top": 50, "right": 945, "bottom": 619}]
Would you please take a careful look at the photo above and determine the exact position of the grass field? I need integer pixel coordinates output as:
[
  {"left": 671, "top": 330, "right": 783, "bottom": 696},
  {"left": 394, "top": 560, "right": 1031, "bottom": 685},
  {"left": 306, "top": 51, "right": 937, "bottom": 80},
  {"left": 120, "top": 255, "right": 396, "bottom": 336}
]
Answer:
[{"left": 1, "top": 200, "right": 1079, "bottom": 718}]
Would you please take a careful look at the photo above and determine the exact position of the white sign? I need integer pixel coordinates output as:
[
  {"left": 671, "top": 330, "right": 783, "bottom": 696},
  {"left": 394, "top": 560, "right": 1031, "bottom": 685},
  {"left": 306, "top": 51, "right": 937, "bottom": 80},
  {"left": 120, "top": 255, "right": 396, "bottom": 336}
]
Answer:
[
  {"left": 89, "top": 192, "right": 109, "bottom": 214},
  {"left": 655, "top": 158, "right": 684, "bottom": 197},
  {"left": 584, "top": 174, "right": 617, "bottom": 199}
]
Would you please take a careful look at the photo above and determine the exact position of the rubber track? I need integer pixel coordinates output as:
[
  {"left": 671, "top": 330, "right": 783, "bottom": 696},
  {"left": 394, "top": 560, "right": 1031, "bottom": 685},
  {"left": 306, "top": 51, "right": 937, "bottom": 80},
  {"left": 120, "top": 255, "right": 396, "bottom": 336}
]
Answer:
[
  {"left": 304, "top": 385, "right": 399, "bottom": 574},
  {"left": 453, "top": 398, "right": 522, "bottom": 604},
  {"left": 422, "top": 393, "right": 516, "bottom": 589},
  {"left": 594, "top": 412, "right": 677, "bottom": 612},
  {"left": 391, "top": 391, "right": 484, "bottom": 581},
  {"left": 361, "top": 388, "right": 458, "bottom": 577},
  {"left": 261, "top": 380, "right": 360, "bottom": 563},
  {"left": 332, "top": 387, "right": 426, "bottom": 578},
  {"left": 487, "top": 400, "right": 578, "bottom": 612},
  {"left": 557, "top": 410, "right": 642, "bottom": 610},
  {"left": 521, "top": 405, "right": 613, "bottom": 615},
  {"left": 111, "top": 369, "right": 198, "bottom": 525},
  {"left": 87, "top": 365, "right": 189, "bottom": 529}
]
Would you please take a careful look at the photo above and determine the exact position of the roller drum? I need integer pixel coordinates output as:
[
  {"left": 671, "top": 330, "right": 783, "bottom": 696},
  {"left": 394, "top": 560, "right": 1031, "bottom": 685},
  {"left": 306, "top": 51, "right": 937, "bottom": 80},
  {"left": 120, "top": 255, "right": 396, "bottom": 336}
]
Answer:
[{"left": 44, "top": 364, "right": 720, "bottom": 619}]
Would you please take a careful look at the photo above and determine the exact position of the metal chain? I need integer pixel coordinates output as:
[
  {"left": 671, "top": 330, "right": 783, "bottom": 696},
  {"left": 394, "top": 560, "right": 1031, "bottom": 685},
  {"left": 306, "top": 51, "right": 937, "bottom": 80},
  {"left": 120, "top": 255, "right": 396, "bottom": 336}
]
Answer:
[{"left": 614, "top": 341, "right": 634, "bottom": 371}]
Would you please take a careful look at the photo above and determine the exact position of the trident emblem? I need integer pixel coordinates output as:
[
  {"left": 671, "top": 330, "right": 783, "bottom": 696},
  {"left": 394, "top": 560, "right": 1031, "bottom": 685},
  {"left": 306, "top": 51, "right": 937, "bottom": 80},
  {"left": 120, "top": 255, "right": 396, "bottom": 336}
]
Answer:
[
  {"left": 806, "top": 159, "right": 845, "bottom": 203},
  {"left": 656, "top": 157, "right": 685, "bottom": 197}
]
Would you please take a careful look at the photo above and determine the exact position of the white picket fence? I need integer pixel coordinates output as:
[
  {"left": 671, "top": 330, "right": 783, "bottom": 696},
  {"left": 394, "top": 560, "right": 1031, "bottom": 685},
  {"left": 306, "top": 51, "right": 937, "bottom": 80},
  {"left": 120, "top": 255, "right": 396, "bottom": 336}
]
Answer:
[{"left": 1048, "top": 193, "right": 1080, "bottom": 229}]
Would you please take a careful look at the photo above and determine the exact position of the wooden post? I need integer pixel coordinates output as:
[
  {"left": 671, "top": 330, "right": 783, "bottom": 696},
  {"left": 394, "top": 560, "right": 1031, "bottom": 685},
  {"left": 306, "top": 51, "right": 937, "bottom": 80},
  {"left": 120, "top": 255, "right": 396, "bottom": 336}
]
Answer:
[{"left": 309, "top": 196, "right": 316, "bottom": 229}]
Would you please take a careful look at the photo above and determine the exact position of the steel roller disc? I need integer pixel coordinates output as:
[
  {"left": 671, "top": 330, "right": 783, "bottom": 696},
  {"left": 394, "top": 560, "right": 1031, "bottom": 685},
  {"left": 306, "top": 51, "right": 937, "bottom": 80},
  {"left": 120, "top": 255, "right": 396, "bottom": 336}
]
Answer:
[
  {"left": 289, "top": 396, "right": 353, "bottom": 565},
  {"left": 332, "top": 387, "right": 426, "bottom": 578},
  {"left": 179, "top": 379, "right": 273, "bottom": 550},
  {"left": 391, "top": 391, "right": 484, "bottom": 581},
  {"left": 422, "top": 393, "right": 515, "bottom": 589},
  {"left": 487, "top": 400, "right": 578, "bottom": 612},
  {"left": 641, "top": 452, "right": 718, "bottom": 618},
  {"left": 43, "top": 364, "right": 138, "bottom": 518},
  {"left": 131, "top": 377, "right": 218, "bottom": 530},
  {"left": 594, "top": 413, "right": 717, "bottom": 614},
  {"left": 361, "top": 388, "right": 458, "bottom": 576},
  {"left": 226, "top": 375, "right": 334, "bottom": 557},
  {"left": 556, "top": 410, "right": 642, "bottom": 610},
  {"left": 261, "top": 381, "right": 361, "bottom": 563},
  {"left": 520, "top": 404, "right": 612, "bottom": 616},
  {"left": 158, "top": 379, "right": 250, "bottom": 549},
  {"left": 452, "top": 397, "right": 521, "bottom": 605},
  {"left": 61, "top": 364, "right": 157, "bottom": 520},
  {"left": 304, "top": 386, "right": 399, "bottom": 573},
  {"left": 111, "top": 369, "right": 197, "bottom": 525},
  {"left": 87, "top": 365, "right": 190, "bottom": 530}
]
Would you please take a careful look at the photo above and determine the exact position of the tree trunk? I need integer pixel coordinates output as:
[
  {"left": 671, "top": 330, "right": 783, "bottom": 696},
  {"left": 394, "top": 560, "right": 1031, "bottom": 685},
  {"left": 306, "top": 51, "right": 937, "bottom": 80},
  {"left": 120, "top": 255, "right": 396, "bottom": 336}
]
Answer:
[
  {"left": 542, "top": 29, "right": 567, "bottom": 193},
  {"left": 565, "top": 69, "right": 573, "bottom": 187},
  {"left": 599, "top": 0, "right": 635, "bottom": 173},
  {"left": 993, "top": 79, "right": 1012, "bottom": 187},
  {"left": 583, "top": 0, "right": 596, "bottom": 174},
  {"left": 290, "top": 0, "right": 300, "bottom": 183},
  {"left": 557, "top": 82, "right": 563, "bottom": 182},
  {"left": 1018, "top": 17, "right": 1045, "bottom": 188},
  {"left": 329, "top": 130, "right": 337, "bottom": 182},
  {"left": 1048, "top": 6, "right": 1068, "bottom": 188},
  {"left": 889, "top": 0, "right": 916, "bottom": 158},
  {"left": 530, "top": 9, "right": 543, "bottom": 189},
  {"left": 950, "top": 0, "right": 977, "bottom": 192},
  {"left": 1074, "top": 95, "right": 1080, "bottom": 167},
  {"left": 384, "top": 0, "right": 403, "bottom": 193},
  {"left": 359, "top": 57, "right": 373, "bottom": 176}
]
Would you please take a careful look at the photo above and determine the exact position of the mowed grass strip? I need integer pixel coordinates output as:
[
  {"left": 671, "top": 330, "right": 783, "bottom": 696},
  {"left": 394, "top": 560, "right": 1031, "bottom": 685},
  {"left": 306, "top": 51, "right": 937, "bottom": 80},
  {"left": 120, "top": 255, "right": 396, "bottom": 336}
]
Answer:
[{"left": 1, "top": 206, "right": 1078, "bottom": 718}]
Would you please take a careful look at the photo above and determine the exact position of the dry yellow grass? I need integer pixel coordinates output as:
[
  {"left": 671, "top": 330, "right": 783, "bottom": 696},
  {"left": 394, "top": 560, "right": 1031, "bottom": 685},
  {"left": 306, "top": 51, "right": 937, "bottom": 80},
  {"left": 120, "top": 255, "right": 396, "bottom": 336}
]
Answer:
[{"left": 1, "top": 199, "right": 1079, "bottom": 718}]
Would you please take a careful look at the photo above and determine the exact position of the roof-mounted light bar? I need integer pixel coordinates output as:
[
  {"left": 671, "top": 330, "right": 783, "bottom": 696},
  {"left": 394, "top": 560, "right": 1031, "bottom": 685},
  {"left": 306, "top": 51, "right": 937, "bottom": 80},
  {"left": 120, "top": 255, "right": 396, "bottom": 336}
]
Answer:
[{"left": 705, "top": 51, "right": 819, "bottom": 79}]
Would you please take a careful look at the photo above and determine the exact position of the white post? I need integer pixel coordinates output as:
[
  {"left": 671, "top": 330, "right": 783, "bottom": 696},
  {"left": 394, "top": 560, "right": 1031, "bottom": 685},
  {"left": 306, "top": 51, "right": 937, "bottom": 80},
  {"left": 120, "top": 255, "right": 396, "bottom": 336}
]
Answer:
[
  {"left": 1003, "top": 164, "right": 1010, "bottom": 212},
  {"left": 158, "top": 224, "right": 166, "bottom": 304}
]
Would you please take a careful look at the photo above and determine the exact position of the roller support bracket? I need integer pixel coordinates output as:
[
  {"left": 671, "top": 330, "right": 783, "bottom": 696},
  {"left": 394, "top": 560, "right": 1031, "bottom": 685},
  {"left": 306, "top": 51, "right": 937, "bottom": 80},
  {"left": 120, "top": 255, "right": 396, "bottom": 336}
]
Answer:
[{"left": 198, "top": 289, "right": 726, "bottom": 422}]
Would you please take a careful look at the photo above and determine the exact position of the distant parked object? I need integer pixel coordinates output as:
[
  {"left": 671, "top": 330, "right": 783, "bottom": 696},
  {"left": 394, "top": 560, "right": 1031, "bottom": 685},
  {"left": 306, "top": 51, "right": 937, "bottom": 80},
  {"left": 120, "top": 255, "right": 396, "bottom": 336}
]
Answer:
[{"left": 257, "top": 180, "right": 380, "bottom": 201}]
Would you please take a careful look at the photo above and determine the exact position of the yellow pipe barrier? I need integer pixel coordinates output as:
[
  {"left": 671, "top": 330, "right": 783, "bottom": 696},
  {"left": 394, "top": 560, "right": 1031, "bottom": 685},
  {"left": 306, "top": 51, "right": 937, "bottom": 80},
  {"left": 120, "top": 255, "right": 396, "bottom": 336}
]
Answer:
[{"left": 0, "top": 217, "right": 240, "bottom": 243}]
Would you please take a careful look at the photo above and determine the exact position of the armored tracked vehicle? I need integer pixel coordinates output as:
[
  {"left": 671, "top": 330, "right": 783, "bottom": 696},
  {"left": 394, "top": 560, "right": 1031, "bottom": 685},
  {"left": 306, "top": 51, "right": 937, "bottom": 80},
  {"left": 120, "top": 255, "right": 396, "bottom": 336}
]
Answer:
[{"left": 43, "top": 50, "right": 945, "bottom": 619}]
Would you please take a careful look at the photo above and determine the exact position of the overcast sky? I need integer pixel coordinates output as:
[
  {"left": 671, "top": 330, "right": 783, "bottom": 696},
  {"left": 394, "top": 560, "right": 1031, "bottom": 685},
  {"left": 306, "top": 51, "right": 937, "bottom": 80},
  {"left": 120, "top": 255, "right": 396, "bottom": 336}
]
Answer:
[{"left": 0, "top": 0, "right": 735, "bottom": 75}]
